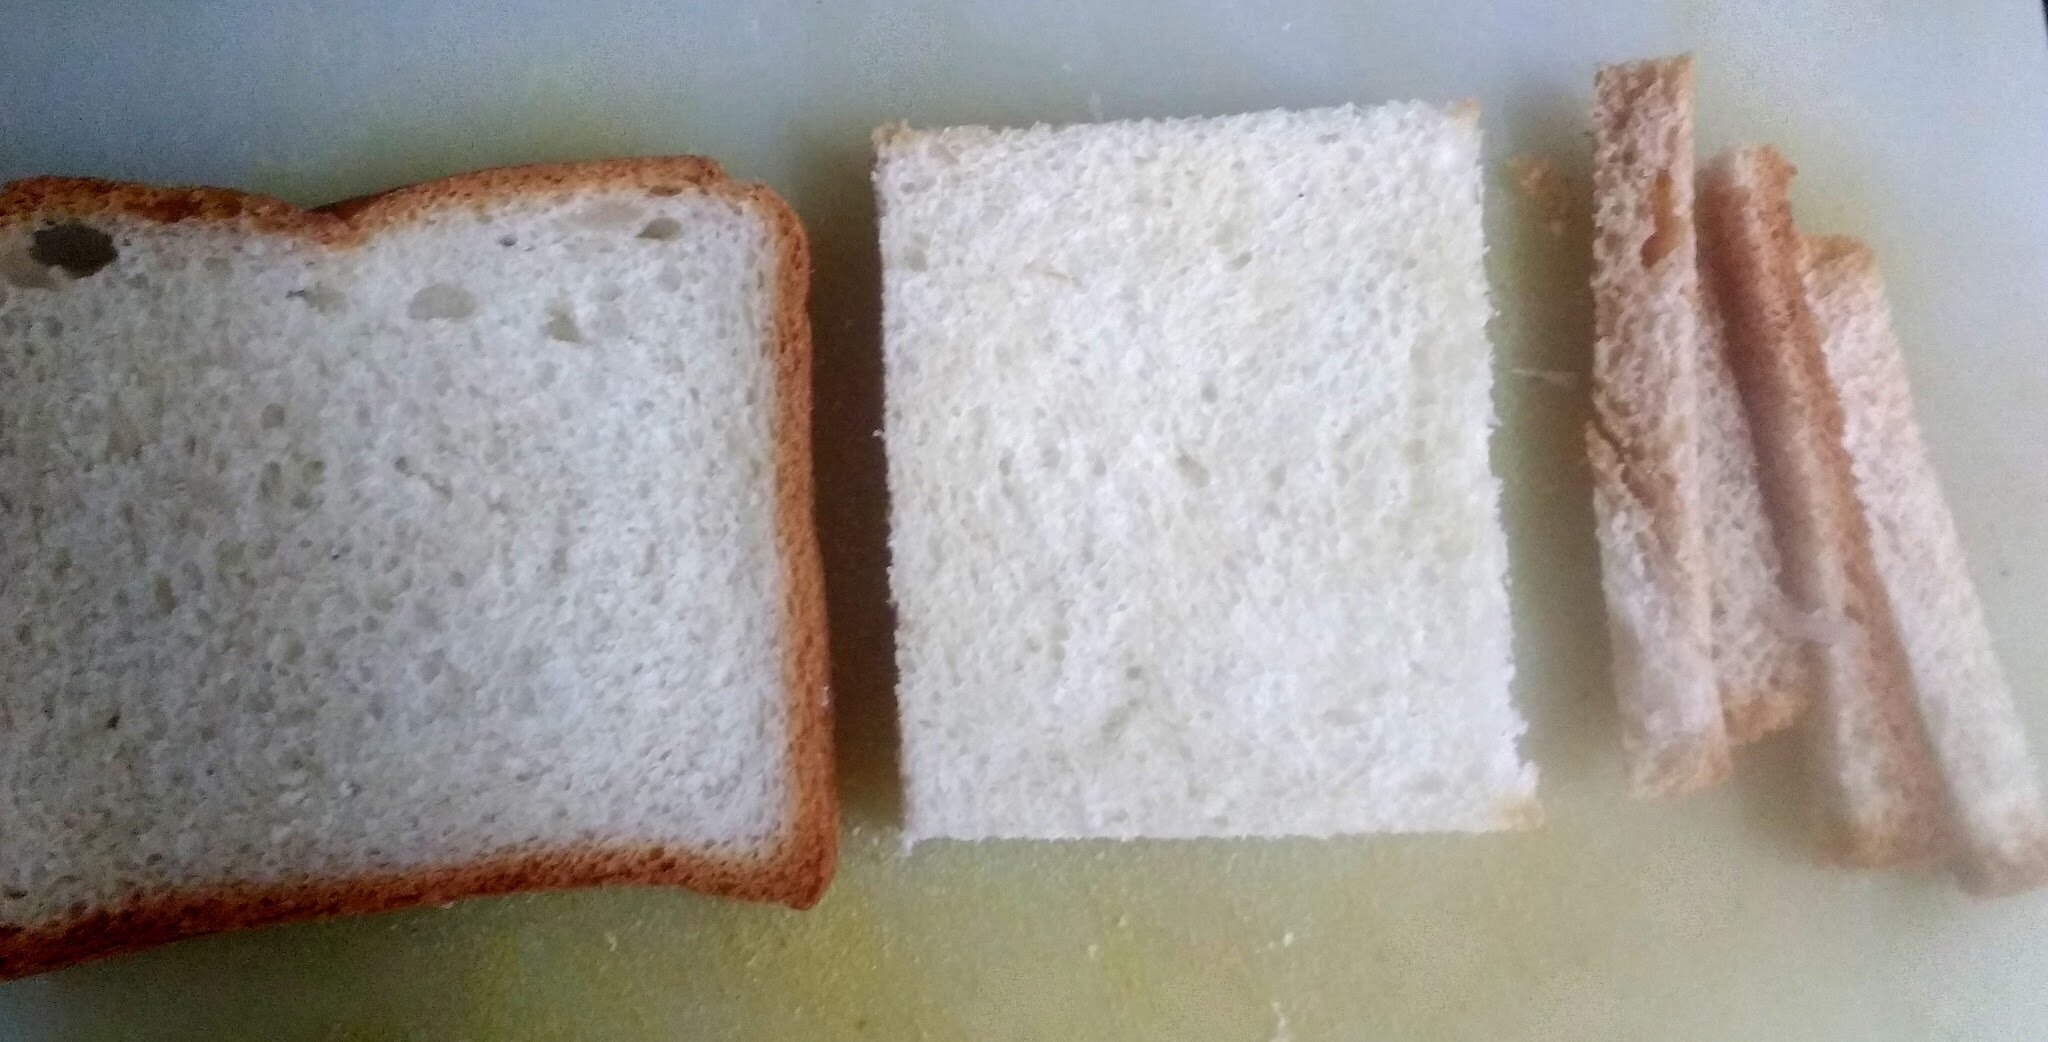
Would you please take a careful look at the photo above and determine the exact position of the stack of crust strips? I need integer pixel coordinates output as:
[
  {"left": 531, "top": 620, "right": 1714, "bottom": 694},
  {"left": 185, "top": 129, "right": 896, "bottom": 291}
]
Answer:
[{"left": 1588, "top": 55, "right": 2048, "bottom": 893}]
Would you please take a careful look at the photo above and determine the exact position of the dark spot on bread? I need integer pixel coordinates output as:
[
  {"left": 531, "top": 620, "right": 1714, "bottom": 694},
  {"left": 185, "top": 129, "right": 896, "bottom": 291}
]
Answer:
[
  {"left": 637, "top": 217, "right": 682, "bottom": 241},
  {"left": 30, "top": 223, "right": 119, "bottom": 278}
]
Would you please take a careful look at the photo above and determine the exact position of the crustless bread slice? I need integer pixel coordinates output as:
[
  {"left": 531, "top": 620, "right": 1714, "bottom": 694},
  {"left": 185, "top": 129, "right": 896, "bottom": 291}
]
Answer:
[
  {"left": 878, "top": 104, "right": 1538, "bottom": 841},
  {"left": 0, "top": 159, "right": 833, "bottom": 978}
]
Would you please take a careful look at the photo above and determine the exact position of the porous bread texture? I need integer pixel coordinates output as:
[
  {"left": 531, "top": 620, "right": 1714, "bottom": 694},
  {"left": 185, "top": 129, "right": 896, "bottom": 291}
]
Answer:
[
  {"left": 1585, "top": 55, "right": 1730, "bottom": 796},
  {"left": 1802, "top": 235, "right": 2048, "bottom": 894},
  {"left": 877, "top": 103, "right": 1538, "bottom": 842},
  {"left": 0, "top": 160, "right": 832, "bottom": 978},
  {"left": 1695, "top": 268, "right": 1811, "bottom": 741},
  {"left": 1697, "top": 148, "right": 1944, "bottom": 867}
]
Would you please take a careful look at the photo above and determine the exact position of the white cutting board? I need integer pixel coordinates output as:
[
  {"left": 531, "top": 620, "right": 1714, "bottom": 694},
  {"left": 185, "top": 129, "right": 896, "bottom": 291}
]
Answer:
[{"left": 3, "top": 2, "right": 2047, "bottom": 1039}]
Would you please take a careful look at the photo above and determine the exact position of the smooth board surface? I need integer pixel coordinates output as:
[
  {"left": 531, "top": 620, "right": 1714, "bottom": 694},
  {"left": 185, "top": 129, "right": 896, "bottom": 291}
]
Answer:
[{"left": 3, "top": 1, "right": 2047, "bottom": 1038}]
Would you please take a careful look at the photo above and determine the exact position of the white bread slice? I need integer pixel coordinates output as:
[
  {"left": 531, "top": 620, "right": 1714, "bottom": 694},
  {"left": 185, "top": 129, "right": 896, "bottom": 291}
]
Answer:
[
  {"left": 1801, "top": 234, "right": 2048, "bottom": 893},
  {"left": 877, "top": 104, "right": 1539, "bottom": 842},
  {"left": 0, "top": 160, "right": 833, "bottom": 978},
  {"left": 1586, "top": 56, "right": 1730, "bottom": 795},
  {"left": 1696, "top": 147, "right": 1944, "bottom": 866}
]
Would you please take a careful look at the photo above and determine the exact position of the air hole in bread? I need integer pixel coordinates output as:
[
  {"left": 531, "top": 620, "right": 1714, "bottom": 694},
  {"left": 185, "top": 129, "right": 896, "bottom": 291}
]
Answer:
[
  {"left": 900, "top": 243, "right": 929, "bottom": 272},
  {"left": 1199, "top": 381, "right": 1219, "bottom": 404},
  {"left": 257, "top": 461, "right": 284, "bottom": 503},
  {"left": 1640, "top": 169, "right": 1682, "bottom": 268},
  {"left": 544, "top": 309, "right": 584, "bottom": 344},
  {"left": 497, "top": 235, "right": 518, "bottom": 248},
  {"left": 637, "top": 217, "right": 682, "bottom": 241},
  {"left": 287, "top": 284, "right": 347, "bottom": 314},
  {"left": 151, "top": 574, "right": 177, "bottom": 617},
  {"left": 407, "top": 283, "right": 475, "bottom": 321},
  {"left": 1175, "top": 452, "right": 1210, "bottom": 488},
  {"left": 29, "top": 223, "right": 118, "bottom": 279}
]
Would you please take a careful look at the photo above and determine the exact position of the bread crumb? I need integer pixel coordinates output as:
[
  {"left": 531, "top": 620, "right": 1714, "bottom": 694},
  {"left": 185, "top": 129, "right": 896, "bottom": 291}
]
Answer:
[
  {"left": 1086, "top": 942, "right": 1101, "bottom": 959},
  {"left": 604, "top": 931, "right": 618, "bottom": 952},
  {"left": 1282, "top": 931, "right": 1295, "bottom": 947},
  {"left": 1269, "top": 1002, "right": 1294, "bottom": 1042},
  {"left": 1508, "top": 153, "right": 1572, "bottom": 237}
]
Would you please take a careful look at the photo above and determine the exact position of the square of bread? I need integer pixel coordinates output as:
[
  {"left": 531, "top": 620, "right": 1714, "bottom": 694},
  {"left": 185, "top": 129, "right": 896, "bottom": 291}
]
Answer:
[{"left": 878, "top": 104, "right": 1538, "bottom": 841}]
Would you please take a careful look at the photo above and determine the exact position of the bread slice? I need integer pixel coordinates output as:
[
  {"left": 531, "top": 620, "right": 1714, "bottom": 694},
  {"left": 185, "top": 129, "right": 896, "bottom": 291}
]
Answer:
[
  {"left": 1696, "top": 147, "right": 1944, "bottom": 866},
  {"left": 0, "top": 159, "right": 834, "bottom": 978},
  {"left": 877, "top": 104, "right": 1539, "bottom": 842},
  {"left": 1801, "top": 234, "right": 2048, "bottom": 893},
  {"left": 1586, "top": 56, "right": 1730, "bottom": 795}
]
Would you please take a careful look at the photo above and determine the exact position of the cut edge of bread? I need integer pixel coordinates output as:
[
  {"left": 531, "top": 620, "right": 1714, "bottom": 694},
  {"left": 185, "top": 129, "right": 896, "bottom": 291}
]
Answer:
[
  {"left": 0, "top": 159, "right": 837, "bottom": 979},
  {"left": 1696, "top": 146, "right": 1945, "bottom": 868},
  {"left": 1587, "top": 55, "right": 1733, "bottom": 797}
]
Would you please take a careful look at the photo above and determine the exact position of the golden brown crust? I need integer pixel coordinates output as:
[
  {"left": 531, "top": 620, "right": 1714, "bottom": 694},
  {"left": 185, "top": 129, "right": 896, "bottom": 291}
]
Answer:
[
  {"left": 0, "top": 838, "right": 821, "bottom": 981},
  {"left": 1723, "top": 686, "right": 1805, "bottom": 744},
  {"left": 1587, "top": 55, "right": 1732, "bottom": 798},
  {"left": 0, "top": 157, "right": 730, "bottom": 243},
  {"left": 1698, "top": 147, "right": 1944, "bottom": 868},
  {"left": 0, "top": 158, "right": 836, "bottom": 979},
  {"left": 1802, "top": 233, "right": 2048, "bottom": 895},
  {"left": 748, "top": 178, "right": 840, "bottom": 910}
]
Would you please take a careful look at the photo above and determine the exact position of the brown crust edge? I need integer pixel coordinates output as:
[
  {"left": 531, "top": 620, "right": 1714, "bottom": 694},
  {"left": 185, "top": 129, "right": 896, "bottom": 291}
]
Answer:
[
  {"left": 1587, "top": 55, "right": 1733, "bottom": 798},
  {"left": 1697, "top": 147, "right": 1946, "bottom": 869},
  {"left": 0, "top": 158, "right": 836, "bottom": 980},
  {"left": 1802, "top": 234, "right": 2048, "bottom": 896}
]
